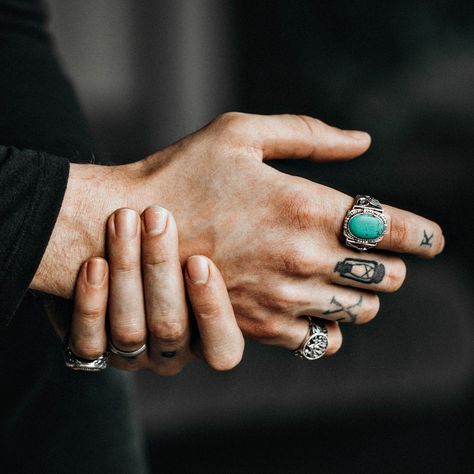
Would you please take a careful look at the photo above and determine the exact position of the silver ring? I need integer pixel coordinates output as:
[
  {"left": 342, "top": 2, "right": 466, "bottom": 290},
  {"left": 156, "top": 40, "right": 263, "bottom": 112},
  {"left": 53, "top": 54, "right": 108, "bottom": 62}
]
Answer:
[
  {"left": 108, "top": 341, "right": 147, "bottom": 359},
  {"left": 63, "top": 338, "right": 109, "bottom": 372},
  {"left": 343, "top": 194, "right": 388, "bottom": 251},
  {"left": 292, "top": 318, "right": 329, "bottom": 360}
]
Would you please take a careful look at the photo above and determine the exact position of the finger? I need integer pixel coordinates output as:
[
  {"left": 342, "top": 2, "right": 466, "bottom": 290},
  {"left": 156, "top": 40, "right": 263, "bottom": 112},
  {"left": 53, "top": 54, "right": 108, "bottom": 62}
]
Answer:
[
  {"left": 323, "top": 322, "right": 342, "bottom": 356},
  {"left": 291, "top": 283, "right": 380, "bottom": 325},
  {"left": 323, "top": 249, "right": 407, "bottom": 293},
  {"left": 141, "top": 206, "right": 191, "bottom": 376},
  {"left": 379, "top": 204, "right": 445, "bottom": 258},
  {"left": 185, "top": 256, "right": 245, "bottom": 371},
  {"left": 213, "top": 112, "right": 371, "bottom": 162},
  {"left": 69, "top": 258, "right": 108, "bottom": 360},
  {"left": 334, "top": 196, "right": 445, "bottom": 258},
  {"left": 107, "top": 209, "right": 147, "bottom": 359},
  {"left": 255, "top": 317, "right": 342, "bottom": 357}
]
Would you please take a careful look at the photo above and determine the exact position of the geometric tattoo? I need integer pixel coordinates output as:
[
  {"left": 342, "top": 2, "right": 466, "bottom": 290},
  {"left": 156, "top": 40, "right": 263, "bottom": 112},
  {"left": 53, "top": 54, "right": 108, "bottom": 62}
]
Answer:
[
  {"left": 322, "top": 295, "right": 363, "bottom": 323},
  {"left": 420, "top": 230, "right": 434, "bottom": 247},
  {"left": 335, "top": 258, "right": 385, "bottom": 284}
]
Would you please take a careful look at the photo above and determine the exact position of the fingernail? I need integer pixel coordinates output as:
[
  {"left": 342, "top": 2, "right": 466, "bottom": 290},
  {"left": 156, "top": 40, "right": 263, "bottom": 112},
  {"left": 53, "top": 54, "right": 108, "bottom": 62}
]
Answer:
[
  {"left": 114, "top": 209, "right": 138, "bottom": 239},
  {"left": 187, "top": 256, "right": 209, "bottom": 285},
  {"left": 345, "top": 130, "right": 370, "bottom": 141},
  {"left": 86, "top": 258, "right": 106, "bottom": 287},
  {"left": 143, "top": 206, "right": 168, "bottom": 235}
]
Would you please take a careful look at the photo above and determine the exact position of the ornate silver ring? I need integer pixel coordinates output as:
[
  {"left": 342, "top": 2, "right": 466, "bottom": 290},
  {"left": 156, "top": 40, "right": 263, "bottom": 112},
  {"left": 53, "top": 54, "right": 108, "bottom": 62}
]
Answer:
[
  {"left": 343, "top": 194, "right": 388, "bottom": 251},
  {"left": 109, "top": 341, "right": 147, "bottom": 359},
  {"left": 292, "top": 318, "right": 329, "bottom": 360},
  {"left": 63, "top": 338, "right": 109, "bottom": 372}
]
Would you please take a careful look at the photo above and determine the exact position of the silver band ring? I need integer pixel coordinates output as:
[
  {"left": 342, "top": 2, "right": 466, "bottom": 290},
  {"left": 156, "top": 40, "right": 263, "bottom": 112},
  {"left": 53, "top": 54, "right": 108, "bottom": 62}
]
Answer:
[
  {"left": 292, "top": 318, "right": 329, "bottom": 361},
  {"left": 109, "top": 341, "right": 147, "bottom": 359},
  {"left": 63, "top": 338, "right": 109, "bottom": 372},
  {"left": 343, "top": 195, "right": 388, "bottom": 251}
]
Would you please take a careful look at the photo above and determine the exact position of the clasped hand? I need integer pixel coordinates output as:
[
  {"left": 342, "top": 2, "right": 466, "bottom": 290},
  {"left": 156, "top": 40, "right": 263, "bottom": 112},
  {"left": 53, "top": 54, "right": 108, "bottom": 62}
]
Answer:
[{"left": 57, "top": 113, "right": 444, "bottom": 374}]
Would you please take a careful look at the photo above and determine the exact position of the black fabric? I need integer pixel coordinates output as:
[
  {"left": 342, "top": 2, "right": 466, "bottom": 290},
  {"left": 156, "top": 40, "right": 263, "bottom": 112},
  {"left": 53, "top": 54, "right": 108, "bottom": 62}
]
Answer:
[
  {"left": 0, "top": 0, "right": 99, "bottom": 322},
  {"left": 0, "top": 0, "right": 95, "bottom": 158},
  {"left": 0, "top": 146, "right": 68, "bottom": 324},
  {"left": 0, "top": 0, "right": 147, "bottom": 472},
  {"left": 1, "top": 294, "right": 148, "bottom": 474}
]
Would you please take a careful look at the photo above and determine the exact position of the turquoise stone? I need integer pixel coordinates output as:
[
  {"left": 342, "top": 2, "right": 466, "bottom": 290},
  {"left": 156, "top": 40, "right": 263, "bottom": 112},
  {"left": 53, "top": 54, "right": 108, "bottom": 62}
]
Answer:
[{"left": 348, "top": 213, "right": 384, "bottom": 239}]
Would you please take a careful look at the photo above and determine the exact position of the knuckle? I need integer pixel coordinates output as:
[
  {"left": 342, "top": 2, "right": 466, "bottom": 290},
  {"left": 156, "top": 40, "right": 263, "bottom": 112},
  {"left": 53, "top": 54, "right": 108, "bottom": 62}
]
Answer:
[
  {"left": 265, "top": 285, "right": 309, "bottom": 312},
  {"left": 384, "top": 259, "right": 407, "bottom": 292},
  {"left": 209, "top": 352, "right": 243, "bottom": 372},
  {"left": 70, "top": 340, "right": 104, "bottom": 361},
  {"left": 152, "top": 364, "right": 184, "bottom": 377},
  {"left": 142, "top": 260, "right": 174, "bottom": 280},
  {"left": 255, "top": 319, "right": 284, "bottom": 340},
  {"left": 273, "top": 245, "right": 317, "bottom": 277},
  {"left": 149, "top": 320, "right": 185, "bottom": 344},
  {"left": 389, "top": 218, "right": 409, "bottom": 249},
  {"left": 75, "top": 306, "right": 103, "bottom": 323},
  {"left": 326, "top": 329, "right": 343, "bottom": 356},
  {"left": 358, "top": 294, "right": 380, "bottom": 324},
  {"left": 112, "top": 330, "right": 146, "bottom": 350},
  {"left": 211, "top": 112, "right": 250, "bottom": 147},
  {"left": 111, "top": 258, "right": 139, "bottom": 274},
  {"left": 194, "top": 300, "right": 222, "bottom": 320},
  {"left": 121, "top": 360, "right": 142, "bottom": 372},
  {"left": 214, "top": 111, "right": 247, "bottom": 130},
  {"left": 295, "top": 114, "right": 319, "bottom": 135}
]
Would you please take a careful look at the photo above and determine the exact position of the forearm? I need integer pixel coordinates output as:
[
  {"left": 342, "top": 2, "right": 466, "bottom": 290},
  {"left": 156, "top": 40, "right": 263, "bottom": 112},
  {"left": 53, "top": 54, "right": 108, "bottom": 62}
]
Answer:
[{"left": 30, "top": 161, "right": 145, "bottom": 298}]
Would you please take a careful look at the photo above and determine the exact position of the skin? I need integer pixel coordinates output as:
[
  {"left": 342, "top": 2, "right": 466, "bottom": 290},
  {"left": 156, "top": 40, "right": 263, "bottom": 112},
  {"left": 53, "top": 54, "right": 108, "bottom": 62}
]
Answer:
[
  {"left": 32, "top": 113, "right": 445, "bottom": 355},
  {"left": 67, "top": 207, "right": 341, "bottom": 374}
]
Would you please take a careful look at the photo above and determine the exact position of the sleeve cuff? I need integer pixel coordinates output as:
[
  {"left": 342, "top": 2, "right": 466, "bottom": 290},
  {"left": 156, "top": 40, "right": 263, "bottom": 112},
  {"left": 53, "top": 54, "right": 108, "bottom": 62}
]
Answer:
[{"left": 0, "top": 149, "right": 70, "bottom": 326}]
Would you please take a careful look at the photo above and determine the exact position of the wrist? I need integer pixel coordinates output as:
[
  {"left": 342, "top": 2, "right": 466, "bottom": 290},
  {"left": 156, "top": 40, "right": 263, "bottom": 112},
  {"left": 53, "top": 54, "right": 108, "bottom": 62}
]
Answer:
[{"left": 31, "top": 160, "right": 146, "bottom": 298}]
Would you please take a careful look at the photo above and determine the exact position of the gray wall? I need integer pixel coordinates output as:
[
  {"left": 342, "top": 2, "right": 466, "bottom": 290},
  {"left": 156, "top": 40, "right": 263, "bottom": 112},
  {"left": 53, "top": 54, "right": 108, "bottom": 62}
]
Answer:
[{"left": 47, "top": 0, "right": 236, "bottom": 160}]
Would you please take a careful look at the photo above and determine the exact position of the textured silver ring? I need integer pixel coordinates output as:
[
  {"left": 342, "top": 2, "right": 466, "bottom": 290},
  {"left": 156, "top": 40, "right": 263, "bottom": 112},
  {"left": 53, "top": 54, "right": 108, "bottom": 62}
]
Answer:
[
  {"left": 343, "top": 195, "right": 388, "bottom": 251},
  {"left": 109, "top": 341, "right": 147, "bottom": 359},
  {"left": 63, "top": 338, "right": 109, "bottom": 372},
  {"left": 292, "top": 318, "right": 329, "bottom": 361}
]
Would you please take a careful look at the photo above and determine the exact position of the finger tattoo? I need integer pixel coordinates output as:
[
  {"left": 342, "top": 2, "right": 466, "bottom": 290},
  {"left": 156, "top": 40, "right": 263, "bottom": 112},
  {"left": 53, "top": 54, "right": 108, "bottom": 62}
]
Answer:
[
  {"left": 420, "top": 230, "right": 434, "bottom": 247},
  {"left": 323, "top": 295, "right": 363, "bottom": 323},
  {"left": 160, "top": 351, "right": 177, "bottom": 358},
  {"left": 335, "top": 258, "right": 385, "bottom": 284}
]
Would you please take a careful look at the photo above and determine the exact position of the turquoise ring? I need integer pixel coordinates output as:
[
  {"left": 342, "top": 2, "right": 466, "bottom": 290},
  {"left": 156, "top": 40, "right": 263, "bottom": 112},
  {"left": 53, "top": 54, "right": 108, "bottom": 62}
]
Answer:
[{"left": 343, "top": 195, "right": 388, "bottom": 251}]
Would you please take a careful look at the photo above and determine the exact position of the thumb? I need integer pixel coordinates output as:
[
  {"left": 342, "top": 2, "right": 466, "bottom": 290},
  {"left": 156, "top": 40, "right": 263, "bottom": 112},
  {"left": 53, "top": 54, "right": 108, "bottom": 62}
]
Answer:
[{"left": 216, "top": 113, "right": 371, "bottom": 162}]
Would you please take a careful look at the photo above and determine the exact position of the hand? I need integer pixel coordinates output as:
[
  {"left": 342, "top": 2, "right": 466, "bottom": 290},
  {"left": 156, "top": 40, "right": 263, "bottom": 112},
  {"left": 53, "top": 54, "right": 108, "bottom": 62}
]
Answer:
[
  {"left": 65, "top": 206, "right": 250, "bottom": 374},
  {"left": 34, "top": 113, "right": 444, "bottom": 352}
]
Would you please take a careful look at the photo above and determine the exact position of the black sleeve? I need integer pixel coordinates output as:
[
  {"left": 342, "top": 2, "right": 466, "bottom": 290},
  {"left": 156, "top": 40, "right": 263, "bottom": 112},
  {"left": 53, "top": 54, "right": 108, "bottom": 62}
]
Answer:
[
  {"left": 0, "top": 0, "right": 98, "bottom": 325},
  {"left": 0, "top": 146, "right": 69, "bottom": 325}
]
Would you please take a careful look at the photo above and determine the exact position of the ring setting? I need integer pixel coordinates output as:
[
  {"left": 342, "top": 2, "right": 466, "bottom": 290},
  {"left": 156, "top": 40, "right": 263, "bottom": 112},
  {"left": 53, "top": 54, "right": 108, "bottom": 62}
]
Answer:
[
  {"left": 292, "top": 318, "right": 329, "bottom": 361},
  {"left": 343, "top": 195, "right": 387, "bottom": 251}
]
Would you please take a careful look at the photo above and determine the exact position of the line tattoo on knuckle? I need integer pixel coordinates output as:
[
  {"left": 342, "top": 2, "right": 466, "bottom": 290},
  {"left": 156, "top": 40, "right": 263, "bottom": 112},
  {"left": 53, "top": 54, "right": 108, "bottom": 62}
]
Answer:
[
  {"left": 322, "top": 295, "right": 363, "bottom": 323},
  {"left": 335, "top": 258, "right": 385, "bottom": 284},
  {"left": 420, "top": 230, "right": 434, "bottom": 247}
]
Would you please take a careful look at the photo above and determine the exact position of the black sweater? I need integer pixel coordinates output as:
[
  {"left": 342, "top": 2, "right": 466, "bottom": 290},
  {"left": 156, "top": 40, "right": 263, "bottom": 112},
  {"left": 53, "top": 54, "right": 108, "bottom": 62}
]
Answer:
[
  {"left": 0, "top": 0, "right": 96, "bottom": 322},
  {"left": 0, "top": 1, "right": 146, "bottom": 471}
]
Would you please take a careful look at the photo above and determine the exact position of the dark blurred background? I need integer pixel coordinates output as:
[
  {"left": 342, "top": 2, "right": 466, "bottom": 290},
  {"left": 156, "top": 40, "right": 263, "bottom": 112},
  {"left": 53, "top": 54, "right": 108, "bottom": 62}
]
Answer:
[{"left": 46, "top": 1, "right": 474, "bottom": 472}]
